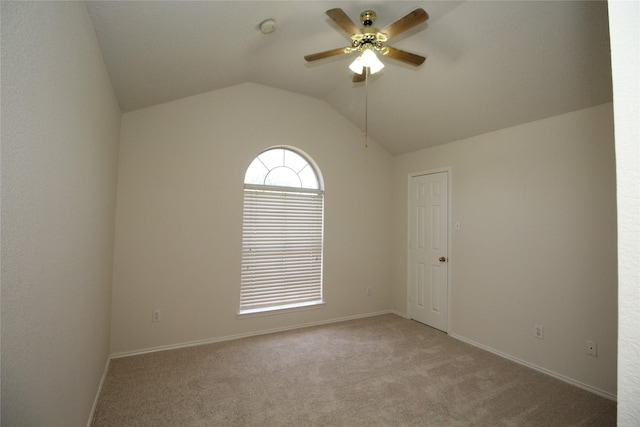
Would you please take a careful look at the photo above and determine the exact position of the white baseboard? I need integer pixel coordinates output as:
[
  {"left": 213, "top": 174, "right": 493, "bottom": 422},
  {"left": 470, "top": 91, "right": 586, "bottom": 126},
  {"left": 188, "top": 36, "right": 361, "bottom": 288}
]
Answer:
[
  {"left": 87, "top": 356, "right": 111, "bottom": 427},
  {"left": 449, "top": 332, "right": 617, "bottom": 402},
  {"left": 110, "top": 310, "right": 395, "bottom": 359}
]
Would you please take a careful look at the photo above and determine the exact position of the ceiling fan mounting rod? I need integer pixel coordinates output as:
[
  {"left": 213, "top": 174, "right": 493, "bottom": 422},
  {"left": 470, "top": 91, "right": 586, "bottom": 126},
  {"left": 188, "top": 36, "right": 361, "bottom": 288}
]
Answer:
[{"left": 360, "top": 10, "right": 376, "bottom": 26}]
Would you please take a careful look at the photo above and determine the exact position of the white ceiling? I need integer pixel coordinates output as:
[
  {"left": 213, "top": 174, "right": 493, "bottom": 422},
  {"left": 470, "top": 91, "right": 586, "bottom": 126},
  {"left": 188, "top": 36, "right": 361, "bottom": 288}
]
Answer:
[{"left": 86, "top": 1, "right": 612, "bottom": 155}]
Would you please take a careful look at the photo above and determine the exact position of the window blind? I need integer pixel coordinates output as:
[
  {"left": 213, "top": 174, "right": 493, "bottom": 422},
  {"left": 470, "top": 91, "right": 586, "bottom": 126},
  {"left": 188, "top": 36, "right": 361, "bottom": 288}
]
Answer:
[{"left": 240, "top": 187, "right": 324, "bottom": 313}]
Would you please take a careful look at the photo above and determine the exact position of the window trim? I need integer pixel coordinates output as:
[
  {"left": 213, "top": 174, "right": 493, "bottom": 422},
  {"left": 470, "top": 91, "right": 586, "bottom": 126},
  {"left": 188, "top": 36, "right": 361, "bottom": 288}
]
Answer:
[
  {"left": 239, "top": 147, "right": 325, "bottom": 316},
  {"left": 236, "top": 300, "right": 326, "bottom": 319}
]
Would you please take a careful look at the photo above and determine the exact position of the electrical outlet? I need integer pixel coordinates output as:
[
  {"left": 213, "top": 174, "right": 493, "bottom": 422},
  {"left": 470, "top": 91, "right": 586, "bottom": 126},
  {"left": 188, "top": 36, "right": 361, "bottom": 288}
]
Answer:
[
  {"left": 367, "top": 287, "right": 372, "bottom": 296},
  {"left": 534, "top": 324, "right": 544, "bottom": 339},
  {"left": 586, "top": 340, "right": 597, "bottom": 357},
  {"left": 152, "top": 309, "right": 161, "bottom": 323}
]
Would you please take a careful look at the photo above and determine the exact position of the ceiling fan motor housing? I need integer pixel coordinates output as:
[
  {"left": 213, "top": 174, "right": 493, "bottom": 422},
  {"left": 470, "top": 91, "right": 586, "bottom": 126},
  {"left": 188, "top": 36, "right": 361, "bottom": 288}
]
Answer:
[
  {"left": 349, "top": 10, "right": 388, "bottom": 53},
  {"left": 351, "top": 30, "right": 388, "bottom": 53}
]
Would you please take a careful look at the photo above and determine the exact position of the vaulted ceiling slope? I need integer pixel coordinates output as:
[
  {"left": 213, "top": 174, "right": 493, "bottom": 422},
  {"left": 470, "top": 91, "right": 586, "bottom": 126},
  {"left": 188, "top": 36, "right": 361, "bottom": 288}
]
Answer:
[{"left": 86, "top": 1, "right": 612, "bottom": 155}]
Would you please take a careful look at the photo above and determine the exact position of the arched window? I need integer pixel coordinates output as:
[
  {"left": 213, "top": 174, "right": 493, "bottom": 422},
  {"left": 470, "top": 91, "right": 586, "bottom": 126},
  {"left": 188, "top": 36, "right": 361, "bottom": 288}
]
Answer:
[{"left": 240, "top": 147, "right": 324, "bottom": 315}]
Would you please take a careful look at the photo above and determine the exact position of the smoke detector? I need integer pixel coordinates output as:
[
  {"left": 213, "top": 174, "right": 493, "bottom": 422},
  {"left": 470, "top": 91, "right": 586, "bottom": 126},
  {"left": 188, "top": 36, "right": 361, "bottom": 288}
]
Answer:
[{"left": 259, "top": 19, "right": 276, "bottom": 34}]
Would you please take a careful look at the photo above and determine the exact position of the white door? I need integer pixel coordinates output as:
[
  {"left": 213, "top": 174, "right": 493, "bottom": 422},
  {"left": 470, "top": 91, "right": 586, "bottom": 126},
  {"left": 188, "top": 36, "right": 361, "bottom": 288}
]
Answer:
[{"left": 408, "top": 171, "right": 449, "bottom": 332}]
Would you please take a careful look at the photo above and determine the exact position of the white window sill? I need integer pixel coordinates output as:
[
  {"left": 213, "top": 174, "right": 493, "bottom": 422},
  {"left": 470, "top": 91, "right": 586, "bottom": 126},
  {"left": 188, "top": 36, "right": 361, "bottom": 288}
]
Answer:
[{"left": 237, "top": 301, "right": 325, "bottom": 319}]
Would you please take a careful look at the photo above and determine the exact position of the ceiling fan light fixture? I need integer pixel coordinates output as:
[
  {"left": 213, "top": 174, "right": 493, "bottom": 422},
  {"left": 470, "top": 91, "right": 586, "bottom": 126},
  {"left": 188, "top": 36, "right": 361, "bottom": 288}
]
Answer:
[
  {"left": 362, "top": 48, "right": 385, "bottom": 73},
  {"left": 349, "top": 56, "right": 364, "bottom": 74},
  {"left": 349, "top": 48, "right": 384, "bottom": 75}
]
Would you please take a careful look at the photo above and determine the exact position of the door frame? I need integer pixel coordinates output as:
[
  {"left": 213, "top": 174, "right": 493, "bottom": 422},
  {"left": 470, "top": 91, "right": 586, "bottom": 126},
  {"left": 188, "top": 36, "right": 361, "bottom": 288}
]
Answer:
[{"left": 407, "top": 167, "right": 453, "bottom": 333}]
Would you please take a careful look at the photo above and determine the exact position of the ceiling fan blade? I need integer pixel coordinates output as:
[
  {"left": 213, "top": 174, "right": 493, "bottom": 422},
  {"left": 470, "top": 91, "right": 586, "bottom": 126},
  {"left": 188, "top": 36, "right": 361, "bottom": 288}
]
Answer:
[
  {"left": 326, "top": 8, "right": 361, "bottom": 36},
  {"left": 353, "top": 69, "right": 366, "bottom": 83},
  {"left": 381, "top": 8, "right": 429, "bottom": 39},
  {"left": 383, "top": 47, "right": 426, "bottom": 66},
  {"left": 304, "top": 47, "right": 349, "bottom": 62}
]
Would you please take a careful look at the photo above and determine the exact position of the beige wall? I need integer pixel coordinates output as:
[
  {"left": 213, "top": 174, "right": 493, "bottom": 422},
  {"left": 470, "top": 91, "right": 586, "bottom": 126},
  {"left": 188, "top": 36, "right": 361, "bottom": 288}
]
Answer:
[
  {"left": 113, "top": 86, "right": 617, "bottom": 396},
  {"left": 111, "top": 83, "right": 393, "bottom": 354},
  {"left": 391, "top": 103, "right": 617, "bottom": 396},
  {"left": 1, "top": 2, "right": 121, "bottom": 425}
]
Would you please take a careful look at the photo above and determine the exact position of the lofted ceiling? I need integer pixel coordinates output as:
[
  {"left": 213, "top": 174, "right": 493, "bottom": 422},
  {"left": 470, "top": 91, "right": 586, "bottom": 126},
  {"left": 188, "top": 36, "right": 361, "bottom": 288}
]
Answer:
[{"left": 86, "top": 1, "right": 613, "bottom": 155}]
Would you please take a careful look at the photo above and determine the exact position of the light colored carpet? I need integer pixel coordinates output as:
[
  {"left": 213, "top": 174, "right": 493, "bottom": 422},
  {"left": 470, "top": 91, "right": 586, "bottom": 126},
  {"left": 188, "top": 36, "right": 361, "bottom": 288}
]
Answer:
[{"left": 93, "top": 314, "right": 615, "bottom": 426}]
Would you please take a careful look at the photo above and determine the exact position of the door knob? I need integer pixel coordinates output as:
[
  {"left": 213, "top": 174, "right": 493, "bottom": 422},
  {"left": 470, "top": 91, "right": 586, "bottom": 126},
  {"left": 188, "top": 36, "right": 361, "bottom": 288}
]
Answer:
[{"left": 439, "top": 256, "right": 447, "bottom": 262}]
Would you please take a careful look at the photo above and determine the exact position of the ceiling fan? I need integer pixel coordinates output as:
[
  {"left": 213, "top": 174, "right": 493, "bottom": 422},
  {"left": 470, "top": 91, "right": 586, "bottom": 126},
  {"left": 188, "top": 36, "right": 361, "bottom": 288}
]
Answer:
[{"left": 304, "top": 8, "right": 429, "bottom": 82}]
